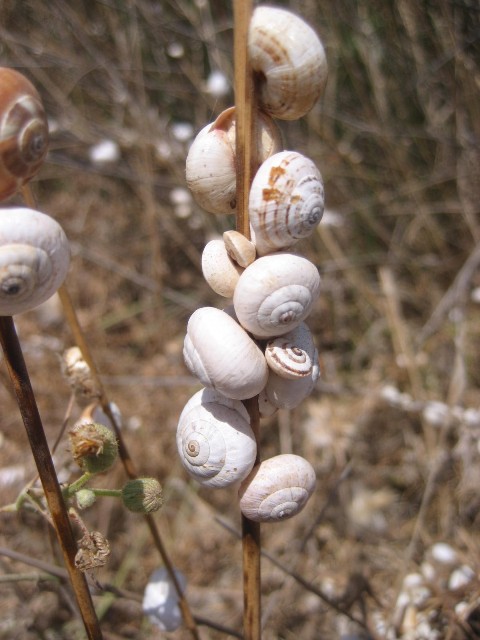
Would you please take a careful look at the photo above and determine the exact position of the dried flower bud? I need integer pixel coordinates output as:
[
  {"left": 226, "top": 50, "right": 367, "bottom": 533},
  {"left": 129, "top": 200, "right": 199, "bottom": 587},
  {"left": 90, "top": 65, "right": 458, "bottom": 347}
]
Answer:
[
  {"left": 76, "top": 489, "right": 97, "bottom": 510},
  {"left": 122, "top": 478, "right": 163, "bottom": 514},
  {"left": 61, "top": 346, "right": 101, "bottom": 405},
  {"left": 69, "top": 422, "right": 118, "bottom": 474},
  {"left": 75, "top": 530, "right": 110, "bottom": 572}
]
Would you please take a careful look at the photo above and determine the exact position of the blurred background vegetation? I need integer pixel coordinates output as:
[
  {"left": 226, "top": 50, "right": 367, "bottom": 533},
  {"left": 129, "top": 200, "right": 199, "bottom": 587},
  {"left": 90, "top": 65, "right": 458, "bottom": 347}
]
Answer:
[{"left": 0, "top": 0, "right": 480, "bottom": 638}]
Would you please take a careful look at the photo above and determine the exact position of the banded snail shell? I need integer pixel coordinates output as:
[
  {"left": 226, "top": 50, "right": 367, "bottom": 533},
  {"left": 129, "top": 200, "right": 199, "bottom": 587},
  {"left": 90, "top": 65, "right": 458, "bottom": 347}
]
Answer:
[
  {"left": 239, "top": 454, "right": 316, "bottom": 522},
  {"left": 176, "top": 388, "right": 256, "bottom": 488},
  {"left": 233, "top": 252, "right": 321, "bottom": 338},
  {"left": 260, "top": 351, "right": 320, "bottom": 411},
  {"left": 0, "top": 207, "right": 70, "bottom": 315},
  {"left": 249, "top": 151, "right": 324, "bottom": 256},
  {"left": 248, "top": 7, "right": 328, "bottom": 120},
  {"left": 0, "top": 68, "right": 49, "bottom": 200},
  {"left": 185, "top": 106, "right": 282, "bottom": 215},
  {"left": 183, "top": 306, "right": 268, "bottom": 399},
  {"left": 265, "top": 322, "right": 317, "bottom": 379}
]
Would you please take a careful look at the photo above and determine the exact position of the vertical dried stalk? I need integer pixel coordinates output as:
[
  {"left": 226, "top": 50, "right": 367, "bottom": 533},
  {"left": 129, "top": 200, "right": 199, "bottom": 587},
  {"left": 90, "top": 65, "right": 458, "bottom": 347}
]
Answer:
[
  {"left": 0, "top": 316, "right": 103, "bottom": 640},
  {"left": 234, "top": 1, "right": 262, "bottom": 638},
  {"left": 57, "top": 285, "right": 201, "bottom": 640}
]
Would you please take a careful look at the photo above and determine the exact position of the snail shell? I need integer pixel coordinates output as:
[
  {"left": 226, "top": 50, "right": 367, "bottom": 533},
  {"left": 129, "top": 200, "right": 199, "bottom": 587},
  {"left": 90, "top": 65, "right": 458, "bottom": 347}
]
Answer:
[
  {"left": 223, "top": 230, "right": 256, "bottom": 268},
  {"left": 233, "top": 252, "right": 321, "bottom": 338},
  {"left": 0, "top": 207, "right": 70, "bottom": 315},
  {"left": 248, "top": 7, "right": 328, "bottom": 120},
  {"left": 185, "top": 106, "right": 282, "bottom": 215},
  {"left": 0, "top": 68, "right": 49, "bottom": 201},
  {"left": 183, "top": 306, "right": 268, "bottom": 399},
  {"left": 260, "top": 350, "right": 320, "bottom": 411},
  {"left": 239, "top": 454, "right": 316, "bottom": 522},
  {"left": 249, "top": 151, "right": 324, "bottom": 256},
  {"left": 265, "top": 322, "right": 317, "bottom": 379},
  {"left": 176, "top": 387, "right": 256, "bottom": 488},
  {"left": 201, "top": 238, "right": 243, "bottom": 297}
]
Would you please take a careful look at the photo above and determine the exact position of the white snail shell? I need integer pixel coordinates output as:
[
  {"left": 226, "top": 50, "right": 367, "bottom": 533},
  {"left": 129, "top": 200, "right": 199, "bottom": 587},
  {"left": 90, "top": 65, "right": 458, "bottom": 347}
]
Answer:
[
  {"left": 233, "top": 252, "right": 321, "bottom": 338},
  {"left": 185, "top": 106, "right": 282, "bottom": 215},
  {"left": 176, "top": 387, "right": 256, "bottom": 488},
  {"left": 183, "top": 306, "right": 269, "bottom": 399},
  {"left": 265, "top": 322, "right": 317, "bottom": 379},
  {"left": 0, "top": 68, "right": 49, "bottom": 201},
  {"left": 260, "top": 350, "right": 320, "bottom": 411},
  {"left": 248, "top": 7, "right": 328, "bottom": 120},
  {"left": 249, "top": 151, "right": 324, "bottom": 256},
  {"left": 0, "top": 207, "right": 70, "bottom": 315},
  {"left": 201, "top": 238, "right": 243, "bottom": 298},
  {"left": 143, "top": 567, "right": 186, "bottom": 632},
  {"left": 239, "top": 454, "right": 316, "bottom": 522},
  {"left": 223, "top": 230, "right": 256, "bottom": 268}
]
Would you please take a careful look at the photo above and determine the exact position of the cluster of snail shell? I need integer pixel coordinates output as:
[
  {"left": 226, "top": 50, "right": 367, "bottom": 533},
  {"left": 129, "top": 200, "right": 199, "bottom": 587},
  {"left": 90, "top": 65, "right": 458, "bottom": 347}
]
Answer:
[
  {"left": 0, "top": 67, "right": 70, "bottom": 316},
  {"left": 178, "top": 6, "right": 327, "bottom": 523}
]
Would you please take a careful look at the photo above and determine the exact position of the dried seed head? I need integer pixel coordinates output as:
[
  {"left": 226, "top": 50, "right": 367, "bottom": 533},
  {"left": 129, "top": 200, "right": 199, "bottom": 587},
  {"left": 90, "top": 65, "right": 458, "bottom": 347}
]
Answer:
[
  {"left": 121, "top": 478, "right": 163, "bottom": 514},
  {"left": 69, "top": 421, "right": 118, "bottom": 474},
  {"left": 61, "top": 346, "right": 101, "bottom": 405},
  {"left": 75, "top": 488, "right": 97, "bottom": 510},
  {"left": 75, "top": 530, "right": 110, "bottom": 572}
]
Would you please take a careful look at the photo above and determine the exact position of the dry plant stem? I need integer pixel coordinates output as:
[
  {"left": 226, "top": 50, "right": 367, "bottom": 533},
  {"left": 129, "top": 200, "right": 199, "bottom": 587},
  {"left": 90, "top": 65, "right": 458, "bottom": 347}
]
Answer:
[
  {"left": 56, "top": 285, "right": 200, "bottom": 640},
  {"left": 0, "top": 316, "right": 103, "bottom": 640},
  {"left": 234, "top": 1, "right": 262, "bottom": 638}
]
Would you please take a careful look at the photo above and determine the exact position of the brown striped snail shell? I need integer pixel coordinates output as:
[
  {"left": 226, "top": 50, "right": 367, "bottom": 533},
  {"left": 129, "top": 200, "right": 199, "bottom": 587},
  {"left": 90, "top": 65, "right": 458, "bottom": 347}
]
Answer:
[
  {"left": 260, "top": 351, "right": 320, "bottom": 411},
  {"left": 239, "top": 454, "right": 316, "bottom": 522},
  {"left": 185, "top": 106, "right": 282, "bottom": 215},
  {"left": 0, "top": 68, "right": 49, "bottom": 201},
  {"left": 249, "top": 151, "right": 324, "bottom": 256},
  {"left": 0, "top": 207, "right": 70, "bottom": 315},
  {"left": 248, "top": 7, "right": 328, "bottom": 120},
  {"left": 265, "top": 322, "right": 317, "bottom": 379}
]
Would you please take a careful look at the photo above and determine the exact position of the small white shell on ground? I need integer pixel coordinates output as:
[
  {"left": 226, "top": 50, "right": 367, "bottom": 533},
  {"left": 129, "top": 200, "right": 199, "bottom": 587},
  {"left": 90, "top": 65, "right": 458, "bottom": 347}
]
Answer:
[
  {"left": 223, "top": 230, "right": 256, "bottom": 268},
  {"left": 142, "top": 567, "right": 186, "bottom": 632},
  {"left": 261, "top": 351, "right": 320, "bottom": 410},
  {"left": 249, "top": 151, "right": 324, "bottom": 256},
  {"left": 185, "top": 106, "right": 282, "bottom": 215},
  {"left": 0, "top": 207, "right": 70, "bottom": 315},
  {"left": 233, "top": 252, "right": 320, "bottom": 338},
  {"left": 248, "top": 6, "right": 328, "bottom": 120},
  {"left": 201, "top": 238, "right": 243, "bottom": 297},
  {"left": 176, "top": 387, "right": 256, "bottom": 488},
  {"left": 265, "top": 322, "right": 317, "bottom": 379},
  {"left": 239, "top": 454, "right": 316, "bottom": 522},
  {"left": 183, "top": 306, "right": 268, "bottom": 399}
]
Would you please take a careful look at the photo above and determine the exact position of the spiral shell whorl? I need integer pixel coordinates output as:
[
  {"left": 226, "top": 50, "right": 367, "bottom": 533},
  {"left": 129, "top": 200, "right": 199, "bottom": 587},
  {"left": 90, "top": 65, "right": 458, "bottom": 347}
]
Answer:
[
  {"left": 265, "top": 322, "right": 317, "bottom": 379},
  {"left": 0, "top": 68, "right": 49, "bottom": 200},
  {"left": 249, "top": 151, "right": 324, "bottom": 256}
]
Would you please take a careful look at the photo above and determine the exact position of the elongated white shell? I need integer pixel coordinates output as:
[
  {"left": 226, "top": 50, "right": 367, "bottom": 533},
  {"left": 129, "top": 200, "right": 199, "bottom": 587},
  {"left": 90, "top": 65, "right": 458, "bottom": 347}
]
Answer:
[
  {"left": 249, "top": 151, "right": 324, "bottom": 256},
  {"left": 201, "top": 238, "right": 242, "bottom": 297},
  {"left": 0, "top": 207, "right": 70, "bottom": 315},
  {"left": 143, "top": 568, "right": 186, "bottom": 632},
  {"left": 239, "top": 454, "right": 316, "bottom": 522},
  {"left": 260, "top": 351, "right": 320, "bottom": 410},
  {"left": 233, "top": 253, "right": 320, "bottom": 338},
  {"left": 176, "top": 388, "right": 256, "bottom": 488},
  {"left": 183, "top": 306, "right": 268, "bottom": 399},
  {"left": 248, "top": 7, "right": 328, "bottom": 120},
  {"left": 185, "top": 106, "right": 282, "bottom": 215},
  {"left": 265, "top": 322, "right": 317, "bottom": 379}
]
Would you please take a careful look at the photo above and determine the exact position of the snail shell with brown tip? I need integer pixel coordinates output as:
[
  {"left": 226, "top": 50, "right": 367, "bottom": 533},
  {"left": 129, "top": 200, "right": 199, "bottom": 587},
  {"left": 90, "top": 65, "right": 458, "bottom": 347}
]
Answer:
[
  {"left": 0, "top": 68, "right": 49, "bottom": 201},
  {"left": 176, "top": 387, "right": 256, "bottom": 488},
  {"left": 0, "top": 207, "right": 70, "bottom": 315},
  {"left": 265, "top": 322, "right": 317, "bottom": 379},
  {"left": 239, "top": 454, "right": 316, "bottom": 522},
  {"left": 260, "top": 351, "right": 320, "bottom": 411},
  {"left": 248, "top": 7, "right": 328, "bottom": 120},
  {"left": 201, "top": 238, "right": 243, "bottom": 298},
  {"left": 233, "top": 252, "right": 320, "bottom": 338},
  {"left": 183, "top": 306, "right": 268, "bottom": 400},
  {"left": 185, "top": 106, "right": 282, "bottom": 215},
  {"left": 249, "top": 151, "right": 324, "bottom": 256}
]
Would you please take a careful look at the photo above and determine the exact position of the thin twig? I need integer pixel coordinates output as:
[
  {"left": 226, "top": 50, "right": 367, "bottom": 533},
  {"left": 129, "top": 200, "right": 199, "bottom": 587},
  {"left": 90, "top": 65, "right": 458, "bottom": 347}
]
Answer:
[{"left": 0, "top": 317, "right": 103, "bottom": 640}]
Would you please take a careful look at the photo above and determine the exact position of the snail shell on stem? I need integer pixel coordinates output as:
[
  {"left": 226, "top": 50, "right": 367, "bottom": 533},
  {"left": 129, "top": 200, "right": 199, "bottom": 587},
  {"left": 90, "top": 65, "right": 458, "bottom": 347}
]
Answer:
[
  {"left": 0, "top": 68, "right": 49, "bottom": 201},
  {"left": 248, "top": 6, "right": 328, "bottom": 120},
  {"left": 201, "top": 238, "right": 243, "bottom": 298},
  {"left": 260, "top": 350, "right": 320, "bottom": 411},
  {"left": 265, "top": 322, "right": 317, "bottom": 379},
  {"left": 233, "top": 252, "right": 321, "bottom": 338},
  {"left": 176, "top": 387, "right": 256, "bottom": 488},
  {"left": 183, "top": 306, "right": 268, "bottom": 400},
  {"left": 239, "top": 454, "right": 316, "bottom": 522},
  {"left": 185, "top": 106, "right": 282, "bottom": 215},
  {"left": 249, "top": 151, "right": 324, "bottom": 256},
  {"left": 0, "top": 207, "right": 70, "bottom": 315}
]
